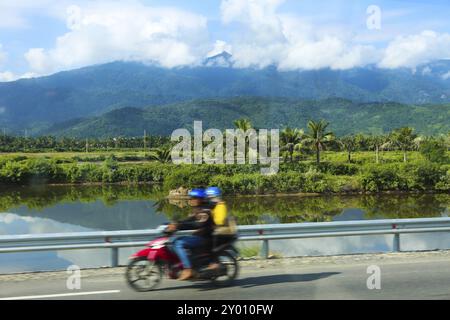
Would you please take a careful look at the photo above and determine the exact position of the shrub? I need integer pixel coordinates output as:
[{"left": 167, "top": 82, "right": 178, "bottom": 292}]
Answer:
[
  {"left": 401, "top": 162, "right": 445, "bottom": 190},
  {"left": 317, "top": 162, "right": 359, "bottom": 175},
  {"left": 435, "top": 170, "right": 450, "bottom": 191},
  {"left": 360, "top": 164, "right": 407, "bottom": 192},
  {"left": 419, "top": 140, "right": 449, "bottom": 163},
  {"left": 163, "top": 165, "right": 212, "bottom": 190},
  {"left": 0, "top": 160, "right": 27, "bottom": 183}
]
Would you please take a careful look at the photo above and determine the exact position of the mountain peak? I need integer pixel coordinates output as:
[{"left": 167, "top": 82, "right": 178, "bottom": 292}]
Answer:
[{"left": 203, "top": 51, "right": 233, "bottom": 67}]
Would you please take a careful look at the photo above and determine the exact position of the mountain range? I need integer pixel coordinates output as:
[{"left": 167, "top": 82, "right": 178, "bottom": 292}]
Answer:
[
  {"left": 42, "top": 97, "right": 450, "bottom": 138},
  {"left": 0, "top": 53, "right": 449, "bottom": 137}
]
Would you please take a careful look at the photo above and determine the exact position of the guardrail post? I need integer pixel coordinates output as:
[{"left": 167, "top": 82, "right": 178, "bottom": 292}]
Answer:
[
  {"left": 111, "top": 247, "right": 119, "bottom": 267},
  {"left": 393, "top": 233, "right": 400, "bottom": 252},
  {"left": 260, "top": 240, "right": 269, "bottom": 259}
]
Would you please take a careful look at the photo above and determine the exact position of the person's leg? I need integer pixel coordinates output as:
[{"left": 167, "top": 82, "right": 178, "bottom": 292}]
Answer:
[
  {"left": 173, "top": 236, "right": 204, "bottom": 280},
  {"left": 207, "top": 236, "right": 220, "bottom": 270},
  {"left": 173, "top": 237, "right": 192, "bottom": 269}
]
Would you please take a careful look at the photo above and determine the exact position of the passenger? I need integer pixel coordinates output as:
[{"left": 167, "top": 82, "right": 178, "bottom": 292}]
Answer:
[
  {"left": 205, "top": 187, "right": 237, "bottom": 271},
  {"left": 205, "top": 186, "right": 237, "bottom": 236}
]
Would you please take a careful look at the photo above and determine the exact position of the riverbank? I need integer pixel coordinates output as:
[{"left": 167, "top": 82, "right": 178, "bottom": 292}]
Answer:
[{"left": 0, "top": 154, "right": 448, "bottom": 194}]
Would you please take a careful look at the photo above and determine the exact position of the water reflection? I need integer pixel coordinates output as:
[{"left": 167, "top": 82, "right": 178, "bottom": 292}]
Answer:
[
  {"left": 224, "top": 194, "right": 449, "bottom": 225},
  {"left": 0, "top": 185, "right": 448, "bottom": 273},
  {"left": 0, "top": 186, "right": 448, "bottom": 230}
]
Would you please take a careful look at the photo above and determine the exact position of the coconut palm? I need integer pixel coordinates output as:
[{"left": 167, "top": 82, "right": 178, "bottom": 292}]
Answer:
[
  {"left": 149, "top": 147, "right": 172, "bottom": 163},
  {"left": 339, "top": 135, "right": 358, "bottom": 163},
  {"left": 367, "top": 135, "right": 388, "bottom": 164},
  {"left": 280, "top": 127, "right": 304, "bottom": 162},
  {"left": 232, "top": 118, "right": 256, "bottom": 161},
  {"left": 233, "top": 118, "right": 253, "bottom": 132},
  {"left": 389, "top": 127, "right": 417, "bottom": 162},
  {"left": 303, "top": 120, "right": 335, "bottom": 164}
]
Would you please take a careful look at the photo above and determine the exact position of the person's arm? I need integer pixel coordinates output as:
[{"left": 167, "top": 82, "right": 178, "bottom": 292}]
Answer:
[{"left": 177, "top": 211, "right": 211, "bottom": 230}]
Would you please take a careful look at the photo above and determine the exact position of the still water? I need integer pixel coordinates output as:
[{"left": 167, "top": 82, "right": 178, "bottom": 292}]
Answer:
[{"left": 0, "top": 185, "right": 449, "bottom": 273}]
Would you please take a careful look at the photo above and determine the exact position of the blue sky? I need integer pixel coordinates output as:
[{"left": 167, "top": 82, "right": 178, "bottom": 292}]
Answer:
[{"left": 0, "top": 0, "right": 450, "bottom": 81}]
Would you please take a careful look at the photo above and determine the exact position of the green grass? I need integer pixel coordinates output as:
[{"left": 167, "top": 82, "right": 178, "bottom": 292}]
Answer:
[
  {"left": 237, "top": 244, "right": 283, "bottom": 259},
  {"left": 0, "top": 150, "right": 448, "bottom": 193},
  {"left": 2, "top": 150, "right": 446, "bottom": 164}
]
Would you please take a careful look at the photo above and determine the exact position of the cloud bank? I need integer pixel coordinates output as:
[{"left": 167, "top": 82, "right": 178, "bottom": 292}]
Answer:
[
  {"left": 1, "top": 0, "right": 450, "bottom": 80},
  {"left": 24, "top": 1, "right": 209, "bottom": 74}
]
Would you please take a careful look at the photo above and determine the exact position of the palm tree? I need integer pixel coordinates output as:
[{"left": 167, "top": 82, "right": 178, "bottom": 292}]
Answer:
[
  {"left": 233, "top": 118, "right": 253, "bottom": 132},
  {"left": 368, "top": 135, "right": 388, "bottom": 164},
  {"left": 339, "top": 135, "right": 358, "bottom": 163},
  {"left": 303, "top": 120, "right": 335, "bottom": 164},
  {"left": 390, "top": 127, "right": 417, "bottom": 163},
  {"left": 232, "top": 118, "right": 255, "bottom": 161},
  {"left": 149, "top": 147, "right": 171, "bottom": 163},
  {"left": 280, "top": 127, "right": 304, "bottom": 162}
]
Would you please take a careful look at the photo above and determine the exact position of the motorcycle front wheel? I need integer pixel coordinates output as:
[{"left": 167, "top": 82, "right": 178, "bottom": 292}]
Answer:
[
  {"left": 125, "top": 257, "right": 163, "bottom": 292},
  {"left": 211, "top": 250, "right": 239, "bottom": 287}
]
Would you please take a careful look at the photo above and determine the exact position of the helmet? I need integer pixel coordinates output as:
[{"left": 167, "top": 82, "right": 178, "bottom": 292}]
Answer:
[
  {"left": 188, "top": 188, "right": 206, "bottom": 199},
  {"left": 205, "top": 186, "right": 221, "bottom": 198}
]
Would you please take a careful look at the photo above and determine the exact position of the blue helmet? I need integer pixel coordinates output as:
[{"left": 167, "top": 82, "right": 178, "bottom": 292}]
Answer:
[
  {"left": 205, "top": 186, "right": 222, "bottom": 198},
  {"left": 188, "top": 188, "right": 206, "bottom": 199}
]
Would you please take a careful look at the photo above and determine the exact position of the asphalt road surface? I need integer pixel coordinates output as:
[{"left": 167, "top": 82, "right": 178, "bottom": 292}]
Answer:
[{"left": 1, "top": 251, "right": 449, "bottom": 300}]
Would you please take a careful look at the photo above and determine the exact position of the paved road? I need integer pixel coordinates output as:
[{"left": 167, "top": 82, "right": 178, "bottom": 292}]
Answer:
[{"left": 0, "top": 251, "right": 449, "bottom": 300}]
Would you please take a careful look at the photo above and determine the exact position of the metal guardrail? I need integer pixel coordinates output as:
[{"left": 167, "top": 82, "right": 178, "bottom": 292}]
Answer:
[{"left": 1, "top": 217, "right": 450, "bottom": 267}]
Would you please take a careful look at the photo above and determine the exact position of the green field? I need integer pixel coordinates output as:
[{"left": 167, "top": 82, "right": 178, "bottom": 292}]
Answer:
[{"left": 0, "top": 149, "right": 448, "bottom": 194}]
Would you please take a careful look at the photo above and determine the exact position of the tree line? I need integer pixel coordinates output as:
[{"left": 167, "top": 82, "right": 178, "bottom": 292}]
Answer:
[
  {"left": 231, "top": 118, "right": 450, "bottom": 165},
  {"left": 0, "top": 135, "right": 171, "bottom": 152},
  {"left": 0, "top": 119, "right": 449, "bottom": 165}
]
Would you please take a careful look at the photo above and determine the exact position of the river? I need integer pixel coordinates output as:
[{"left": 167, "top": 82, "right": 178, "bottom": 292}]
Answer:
[{"left": 0, "top": 185, "right": 449, "bottom": 273}]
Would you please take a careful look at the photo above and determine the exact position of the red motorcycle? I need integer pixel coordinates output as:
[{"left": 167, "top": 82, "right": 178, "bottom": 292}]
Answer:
[{"left": 125, "top": 226, "right": 239, "bottom": 291}]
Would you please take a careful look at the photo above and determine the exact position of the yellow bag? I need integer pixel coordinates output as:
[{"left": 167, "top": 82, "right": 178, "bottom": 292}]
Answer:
[{"left": 212, "top": 201, "right": 227, "bottom": 226}]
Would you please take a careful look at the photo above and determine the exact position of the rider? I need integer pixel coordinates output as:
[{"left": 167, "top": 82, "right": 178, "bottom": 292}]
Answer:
[
  {"left": 167, "top": 188, "right": 215, "bottom": 281},
  {"left": 205, "top": 186, "right": 237, "bottom": 269},
  {"left": 205, "top": 187, "right": 228, "bottom": 227},
  {"left": 205, "top": 186, "right": 237, "bottom": 236}
]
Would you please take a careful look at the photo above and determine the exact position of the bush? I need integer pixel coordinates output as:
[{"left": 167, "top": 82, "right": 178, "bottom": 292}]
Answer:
[
  {"left": 0, "top": 160, "right": 27, "bottom": 183},
  {"left": 401, "top": 162, "right": 445, "bottom": 190},
  {"left": 0, "top": 158, "right": 63, "bottom": 184},
  {"left": 27, "top": 158, "right": 63, "bottom": 183},
  {"left": 210, "top": 170, "right": 334, "bottom": 195},
  {"left": 317, "top": 162, "right": 359, "bottom": 175},
  {"left": 419, "top": 140, "right": 449, "bottom": 163},
  {"left": 360, "top": 164, "right": 407, "bottom": 192},
  {"left": 435, "top": 170, "right": 450, "bottom": 191},
  {"left": 163, "top": 165, "right": 212, "bottom": 190}
]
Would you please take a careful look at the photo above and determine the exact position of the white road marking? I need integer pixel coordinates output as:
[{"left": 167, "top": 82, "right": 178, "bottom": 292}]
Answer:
[{"left": 0, "top": 290, "right": 121, "bottom": 300}]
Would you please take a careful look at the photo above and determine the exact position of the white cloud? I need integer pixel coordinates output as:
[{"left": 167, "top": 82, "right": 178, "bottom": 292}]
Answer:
[
  {"left": 0, "top": 72, "right": 16, "bottom": 82},
  {"left": 379, "top": 30, "right": 450, "bottom": 69},
  {"left": 207, "top": 40, "right": 233, "bottom": 58},
  {"left": 219, "top": 0, "right": 380, "bottom": 70},
  {"left": 280, "top": 40, "right": 380, "bottom": 71},
  {"left": 442, "top": 71, "right": 450, "bottom": 80},
  {"left": 0, "top": 70, "right": 37, "bottom": 82},
  {"left": 24, "top": 2, "right": 209, "bottom": 74},
  {"left": 422, "top": 66, "right": 432, "bottom": 75},
  {"left": 221, "top": 0, "right": 286, "bottom": 43},
  {"left": 6, "top": 0, "right": 450, "bottom": 77}
]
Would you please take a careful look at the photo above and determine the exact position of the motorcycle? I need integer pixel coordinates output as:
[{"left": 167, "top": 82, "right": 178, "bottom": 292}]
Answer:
[{"left": 125, "top": 226, "right": 239, "bottom": 291}]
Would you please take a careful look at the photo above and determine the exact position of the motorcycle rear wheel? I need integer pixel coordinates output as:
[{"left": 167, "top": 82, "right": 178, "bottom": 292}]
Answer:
[
  {"left": 211, "top": 250, "right": 239, "bottom": 287},
  {"left": 125, "top": 257, "right": 163, "bottom": 292}
]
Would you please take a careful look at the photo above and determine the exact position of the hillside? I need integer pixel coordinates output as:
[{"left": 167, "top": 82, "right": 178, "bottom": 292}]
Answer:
[
  {"left": 1, "top": 59, "right": 450, "bottom": 135},
  {"left": 42, "top": 97, "right": 450, "bottom": 138}
]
